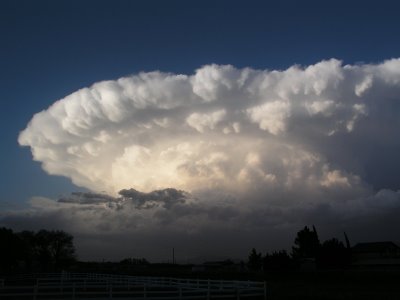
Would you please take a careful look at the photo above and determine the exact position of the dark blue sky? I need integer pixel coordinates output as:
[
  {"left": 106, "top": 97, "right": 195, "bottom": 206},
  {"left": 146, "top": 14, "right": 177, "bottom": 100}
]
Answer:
[{"left": 1, "top": 0, "right": 400, "bottom": 206}]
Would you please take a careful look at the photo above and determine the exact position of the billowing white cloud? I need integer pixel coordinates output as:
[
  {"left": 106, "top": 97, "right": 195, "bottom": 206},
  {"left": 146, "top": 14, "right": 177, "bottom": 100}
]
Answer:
[
  {"left": 13, "top": 59, "right": 400, "bottom": 260},
  {"left": 247, "top": 101, "right": 290, "bottom": 135},
  {"left": 186, "top": 109, "right": 226, "bottom": 133},
  {"left": 19, "top": 58, "right": 400, "bottom": 196}
]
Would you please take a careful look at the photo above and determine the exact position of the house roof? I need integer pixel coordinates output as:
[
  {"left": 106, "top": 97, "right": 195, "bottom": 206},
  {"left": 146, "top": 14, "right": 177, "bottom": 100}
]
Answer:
[{"left": 352, "top": 241, "right": 400, "bottom": 253}]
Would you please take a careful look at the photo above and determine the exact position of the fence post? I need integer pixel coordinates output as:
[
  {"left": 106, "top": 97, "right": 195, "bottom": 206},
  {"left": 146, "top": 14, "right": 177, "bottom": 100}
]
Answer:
[
  {"left": 236, "top": 288, "right": 240, "bottom": 300},
  {"left": 60, "top": 274, "right": 64, "bottom": 293},
  {"left": 33, "top": 285, "right": 38, "bottom": 300},
  {"left": 72, "top": 283, "right": 75, "bottom": 299},
  {"left": 264, "top": 281, "right": 267, "bottom": 300},
  {"left": 109, "top": 284, "right": 113, "bottom": 299},
  {"left": 144, "top": 283, "right": 147, "bottom": 298},
  {"left": 179, "top": 287, "right": 182, "bottom": 300}
]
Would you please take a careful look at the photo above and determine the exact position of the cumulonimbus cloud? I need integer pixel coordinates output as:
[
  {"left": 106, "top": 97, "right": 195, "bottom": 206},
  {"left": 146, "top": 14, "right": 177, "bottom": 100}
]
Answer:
[
  {"left": 18, "top": 58, "right": 400, "bottom": 199},
  {"left": 11, "top": 58, "right": 400, "bottom": 260}
]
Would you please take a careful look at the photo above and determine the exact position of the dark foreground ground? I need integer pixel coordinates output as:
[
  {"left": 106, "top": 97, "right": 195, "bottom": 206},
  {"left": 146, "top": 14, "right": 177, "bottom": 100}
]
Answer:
[
  {"left": 70, "top": 263, "right": 400, "bottom": 299},
  {"left": 261, "top": 270, "right": 400, "bottom": 300},
  {"left": 188, "top": 269, "right": 400, "bottom": 299},
  {"left": 3, "top": 265, "right": 400, "bottom": 299}
]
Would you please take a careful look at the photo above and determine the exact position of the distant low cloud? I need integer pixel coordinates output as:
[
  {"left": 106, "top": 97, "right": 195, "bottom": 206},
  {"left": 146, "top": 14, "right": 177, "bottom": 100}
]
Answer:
[
  {"left": 12, "top": 59, "right": 400, "bottom": 260},
  {"left": 57, "top": 188, "right": 192, "bottom": 210},
  {"left": 119, "top": 188, "right": 191, "bottom": 209},
  {"left": 59, "top": 192, "right": 116, "bottom": 204},
  {"left": 1, "top": 187, "right": 400, "bottom": 261}
]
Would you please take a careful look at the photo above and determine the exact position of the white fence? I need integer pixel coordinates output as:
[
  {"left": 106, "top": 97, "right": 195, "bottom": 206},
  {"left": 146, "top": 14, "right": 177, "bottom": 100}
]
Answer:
[{"left": 0, "top": 273, "right": 266, "bottom": 299}]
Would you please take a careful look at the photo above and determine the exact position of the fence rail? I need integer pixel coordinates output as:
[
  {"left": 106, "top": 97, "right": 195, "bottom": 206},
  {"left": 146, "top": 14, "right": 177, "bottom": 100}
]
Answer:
[{"left": 0, "top": 273, "right": 266, "bottom": 299}]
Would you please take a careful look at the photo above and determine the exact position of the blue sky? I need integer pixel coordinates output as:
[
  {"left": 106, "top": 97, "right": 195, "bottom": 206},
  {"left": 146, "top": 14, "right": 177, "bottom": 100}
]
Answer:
[
  {"left": 2, "top": 0, "right": 400, "bottom": 205},
  {"left": 1, "top": 0, "right": 400, "bottom": 260}
]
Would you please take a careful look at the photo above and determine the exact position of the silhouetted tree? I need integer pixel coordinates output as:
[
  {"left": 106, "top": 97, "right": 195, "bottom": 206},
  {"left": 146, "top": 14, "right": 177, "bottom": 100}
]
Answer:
[
  {"left": 120, "top": 257, "right": 150, "bottom": 265},
  {"left": 35, "top": 230, "right": 76, "bottom": 271},
  {"left": 17, "top": 230, "right": 36, "bottom": 271},
  {"left": 0, "top": 227, "right": 25, "bottom": 273},
  {"left": 0, "top": 228, "right": 76, "bottom": 273},
  {"left": 263, "top": 250, "right": 293, "bottom": 271},
  {"left": 344, "top": 231, "right": 351, "bottom": 249},
  {"left": 248, "top": 248, "right": 263, "bottom": 271},
  {"left": 291, "top": 225, "right": 320, "bottom": 259},
  {"left": 343, "top": 231, "right": 352, "bottom": 265},
  {"left": 317, "top": 238, "right": 349, "bottom": 269}
]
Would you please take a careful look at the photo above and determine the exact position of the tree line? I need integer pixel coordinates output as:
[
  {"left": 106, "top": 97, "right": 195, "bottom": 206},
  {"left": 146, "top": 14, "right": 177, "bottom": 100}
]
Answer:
[
  {"left": 248, "top": 225, "right": 352, "bottom": 271},
  {"left": 0, "top": 227, "right": 76, "bottom": 273},
  {"left": 1, "top": 225, "right": 352, "bottom": 274}
]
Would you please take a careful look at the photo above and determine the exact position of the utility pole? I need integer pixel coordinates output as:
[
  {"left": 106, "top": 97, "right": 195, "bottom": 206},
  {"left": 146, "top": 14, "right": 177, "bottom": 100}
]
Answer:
[{"left": 172, "top": 247, "right": 175, "bottom": 264}]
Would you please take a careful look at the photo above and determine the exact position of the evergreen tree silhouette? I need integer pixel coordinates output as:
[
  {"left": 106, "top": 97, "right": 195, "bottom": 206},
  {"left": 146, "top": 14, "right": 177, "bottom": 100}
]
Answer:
[
  {"left": 248, "top": 248, "right": 263, "bottom": 271},
  {"left": 291, "top": 225, "right": 321, "bottom": 259},
  {"left": 344, "top": 231, "right": 351, "bottom": 249}
]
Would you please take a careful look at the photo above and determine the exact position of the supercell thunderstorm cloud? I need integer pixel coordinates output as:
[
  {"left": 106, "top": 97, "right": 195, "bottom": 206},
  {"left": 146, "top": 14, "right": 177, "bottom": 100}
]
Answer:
[{"left": 8, "top": 59, "right": 400, "bottom": 260}]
